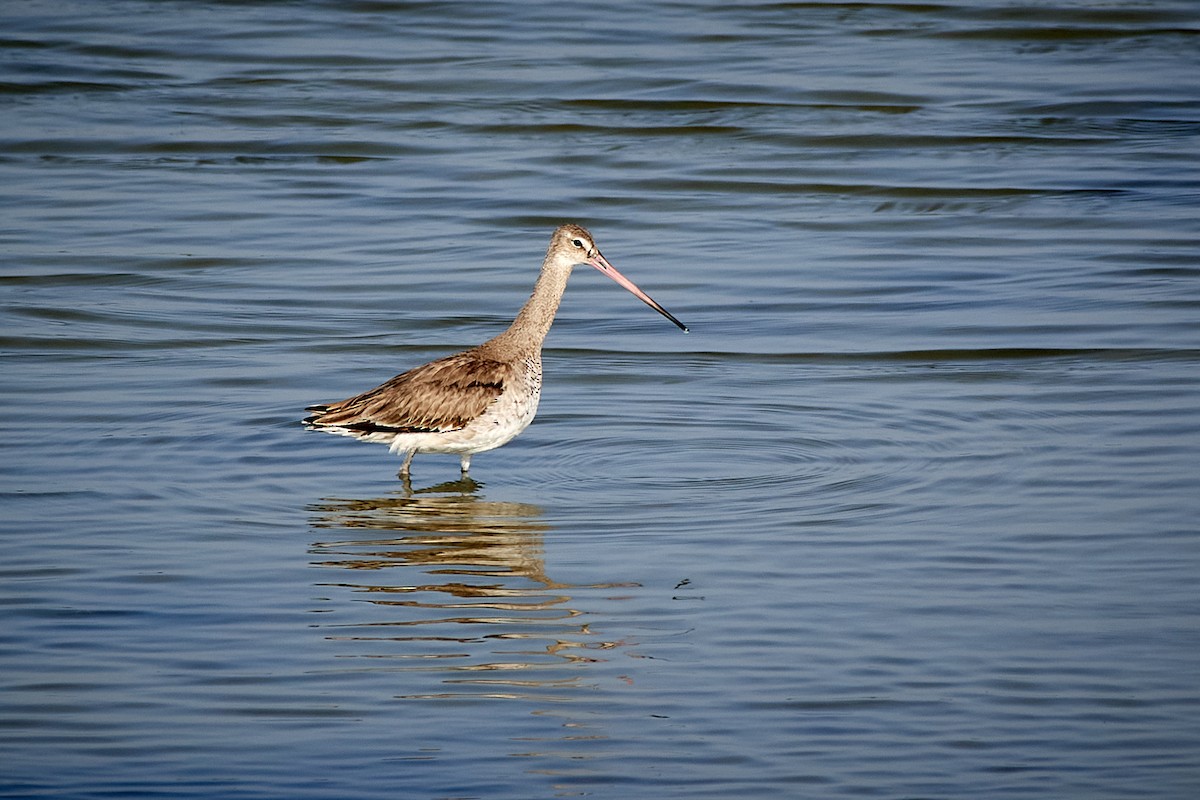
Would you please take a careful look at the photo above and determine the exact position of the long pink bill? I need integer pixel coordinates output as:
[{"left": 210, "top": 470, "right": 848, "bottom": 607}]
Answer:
[{"left": 587, "top": 253, "right": 689, "bottom": 333}]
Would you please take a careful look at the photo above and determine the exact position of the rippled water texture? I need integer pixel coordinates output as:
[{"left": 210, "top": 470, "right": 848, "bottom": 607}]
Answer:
[{"left": 2, "top": 1, "right": 1199, "bottom": 798}]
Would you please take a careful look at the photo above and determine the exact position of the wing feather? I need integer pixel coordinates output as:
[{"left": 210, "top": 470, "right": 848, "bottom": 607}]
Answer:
[{"left": 304, "top": 349, "right": 510, "bottom": 434}]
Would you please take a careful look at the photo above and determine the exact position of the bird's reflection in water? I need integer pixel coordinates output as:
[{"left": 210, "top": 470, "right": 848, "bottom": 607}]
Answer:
[{"left": 308, "top": 478, "right": 636, "bottom": 700}]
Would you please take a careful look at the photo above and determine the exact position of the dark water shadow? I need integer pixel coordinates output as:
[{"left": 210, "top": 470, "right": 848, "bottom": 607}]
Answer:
[{"left": 306, "top": 479, "right": 638, "bottom": 701}]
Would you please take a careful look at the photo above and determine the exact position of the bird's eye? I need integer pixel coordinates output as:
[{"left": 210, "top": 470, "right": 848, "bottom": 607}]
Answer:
[{"left": 571, "top": 239, "right": 584, "bottom": 248}]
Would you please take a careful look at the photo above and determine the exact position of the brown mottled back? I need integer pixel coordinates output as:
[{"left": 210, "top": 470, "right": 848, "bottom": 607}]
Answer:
[{"left": 304, "top": 346, "right": 513, "bottom": 434}]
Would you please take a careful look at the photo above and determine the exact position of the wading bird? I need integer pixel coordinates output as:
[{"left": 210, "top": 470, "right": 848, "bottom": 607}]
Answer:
[{"left": 304, "top": 224, "right": 687, "bottom": 478}]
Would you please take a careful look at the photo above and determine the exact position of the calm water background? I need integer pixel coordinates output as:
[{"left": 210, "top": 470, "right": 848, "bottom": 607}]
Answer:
[{"left": 2, "top": 1, "right": 1199, "bottom": 798}]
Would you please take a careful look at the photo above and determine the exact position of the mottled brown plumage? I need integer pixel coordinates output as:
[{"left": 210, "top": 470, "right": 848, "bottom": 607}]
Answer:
[
  {"left": 304, "top": 223, "right": 686, "bottom": 479},
  {"left": 304, "top": 350, "right": 511, "bottom": 434}
]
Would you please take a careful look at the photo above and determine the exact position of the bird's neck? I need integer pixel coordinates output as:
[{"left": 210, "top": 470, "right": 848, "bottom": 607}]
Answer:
[{"left": 488, "top": 264, "right": 571, "bottom": 355}]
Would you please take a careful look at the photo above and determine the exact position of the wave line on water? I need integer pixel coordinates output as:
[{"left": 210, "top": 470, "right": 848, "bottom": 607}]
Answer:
[{"left": 672, "top": 347, "right": 1200, "bottom": 365}]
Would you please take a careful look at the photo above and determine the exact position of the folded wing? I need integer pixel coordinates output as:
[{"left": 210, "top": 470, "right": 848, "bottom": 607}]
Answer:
[{"left": 304, "top": 349, "right": 509, "bottom": 435}]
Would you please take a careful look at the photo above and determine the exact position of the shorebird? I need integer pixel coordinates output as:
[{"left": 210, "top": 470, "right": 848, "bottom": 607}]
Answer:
[{"left": 304, "top": 224, "right": 687, "bottom": 478}]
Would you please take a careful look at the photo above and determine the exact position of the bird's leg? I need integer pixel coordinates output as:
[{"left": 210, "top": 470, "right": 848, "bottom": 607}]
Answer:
[
  {"left": 460, "top": 454, "right": 471, "bottom": 475},
  {"left": 397, "top": 450, "right": 415, "bottom": 480}
]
